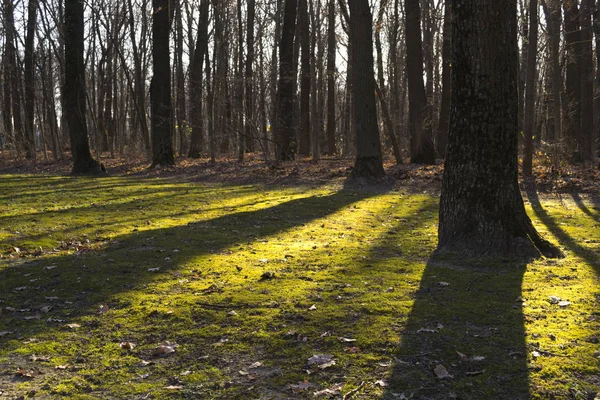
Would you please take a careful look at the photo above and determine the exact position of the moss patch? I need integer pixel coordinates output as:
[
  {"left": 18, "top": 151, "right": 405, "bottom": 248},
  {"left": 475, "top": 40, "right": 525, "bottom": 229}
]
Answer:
[{"left": 0, "top": 174, "right": 598, "bottom": 399}]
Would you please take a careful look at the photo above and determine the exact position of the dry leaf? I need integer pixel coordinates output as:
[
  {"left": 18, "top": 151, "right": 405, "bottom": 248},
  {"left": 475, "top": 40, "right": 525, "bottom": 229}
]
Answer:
[
  {"left": 120, "top": 342, "right": 136, "bottom": 350},
  {"left": 0, "top": 331, "right": 13, "bottom": 337},
  {"left": 290, "top": 380, "right": 315, "bottom": 393},
  {"left": 152, "top": 342, "right": 177, "bottom": 357},
  {"left": 29, "top": 355, "right": 51, "bottom": 362},
  {"left": 339, "top": 337, "right": 357, "bottom": 343},
  {"left": 164, "top": 385, "right": 183, "bottom": 390},
  {"left": 227, "top": 310, "right": 238, "bottom": 316},
  {"left": 99, "top": 304, "right": 110, "bottom": 314},
  {"left": 313, "top": 383, "right": 343, "bottom": 397},
  {"left": 434, "top": 364, "right": 453, "bottom": 379},
  {"left": 140, "top": 360, "right": 153, "bottom": 367},
  {"left": 55, "top": 364, "right": 71, "bottom": 370},
  {"left": 308, "top": 304, "right": 317, "bottom": 311},
  {"left": 14, "top": 286, "right": 27, "bottom": 291},
  {"left": 248, "top": 361, "right": 263, "bottom": 369},
  {"left": 148, "top": 267, "right": 160, "bottom": 272},
  {"left": 44, "top": 266, "right": 57, "bottom": 270},
  {"left": 40, "top": 306, "right": 53, "bottom": 313},
  {"left": 239, "top": 370, "right": 249, "bottom": 376},
  {"left": 549, "top": 296, "right": 560, "bottom": 304},
  {"left": 466, "top": 369, "right": 485, "bottom": 376},
  {"left": 471, "top": 355, "right": 486, "bottom": 361},
  {"left": 374, "top": 379, "right": 389, "bottom": 387},
  {"left": 456, "top": 351, "right": 468, "bottom": 359},
  {"left": 558, "top": 301, "right": 571, "bottom": 307},
  {"left": 65, "top": 323, "right": 81, "bottom": 329},
  {"left": 439, "top": 282, "right": 450, "bottom": 286}
]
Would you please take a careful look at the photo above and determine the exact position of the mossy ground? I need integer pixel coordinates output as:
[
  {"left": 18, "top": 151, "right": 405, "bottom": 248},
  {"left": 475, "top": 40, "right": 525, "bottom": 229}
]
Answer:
[{"left": 0, "top": 170, "right": 598, "bottom": 399}]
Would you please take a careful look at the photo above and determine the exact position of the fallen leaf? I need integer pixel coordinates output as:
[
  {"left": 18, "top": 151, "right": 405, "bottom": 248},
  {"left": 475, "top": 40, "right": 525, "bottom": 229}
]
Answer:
[
  {"left": 152, "top": 342, "right": 177, "bottom": 357},
  {"left": 227, "top": 310, "right": 238, "bottom": 316},
  {"left": 313, "top": 383, "right": 344, "bottom": 397},
  {"left": 45, "top": 296, "right": 59, "bottom": 301},
  {"left": 339, "top": 337, "right": 357, "bottom": 343},
  {"left": 531, "top": 351, "right": 541, "bottom": 358},
  {"left": 378, "top": 361, "right": 392, "bottom": 367},
  {"left": 29, "top": 355, "right": 51, "bottom": 362},
  {"left": 148, "top": 267, "right": 160, "bottom": 272},
  {"left": 456, "top": 351, "right": 468, "bottom": 359},
  {"left": 44, "top": 266, "right": 57, "bottom": 270},
  {"left": 258, "top": 258, "right": 269, "bottom": 263},
  {"left": 374, "top": 379, "right": 389, "bottom": 387},
  {"left": 180, "top": 370, "right": 192, "bottom": 376},
  {"left": 248, "top": 361, "right": 263, "bottom": 369},
  {"left": 466, "top": 369, "right": 485, "bottom": 376},
  {"left": 434, "top": 364, "right": 453, "bottom": 379},
  {"left": 290, "top": 380, "right": 315, "bottom": 393},
  {"left": 439, "top": 282, "right": 450, "bottom": 286},
  {"left": 55, "top": 364, "right": 71, "bottom": 370},
  {"left": 65, "top": 323, "right": 81, "bottom": 329},
  {"left": 549, "top": 296, "right": 560, "bottom": 304},
  {"left": 24, "top": 314, "right": 41, "bottom": 320},
  {"left": 139, "top": 360, "right": 153, "bottom": 367},
  {"left": 0, "top": 331, "right": 14, "bottom": 337},
  {"left": 308, "top": 304, "right": 317, "bottom": 311},
  {"left": 239, "top": 370, "right": 249, "bottom": 376},
  {"left": 164, "top": 385, "right": 183, "bottom": 390},
  {"left": 120, "top": 342, "right": 136, "bottom": 350},
  {"left": 14, "top": 286, "right": 27, "bottom": 291},
  {"left": 40, "top": 306, "right": 53, "bottom": 313},
  {"left": 558, "top": 301, "right": 571, "bottom": 307},
  {"left": 99, "top": 304, "right": 110, "bottom": 314},
  {"left": 471, "top": 355, "right": 486, "bottom": 361},
  {"left": 16, "top": 369, "right": 34, "bottom": 379}
]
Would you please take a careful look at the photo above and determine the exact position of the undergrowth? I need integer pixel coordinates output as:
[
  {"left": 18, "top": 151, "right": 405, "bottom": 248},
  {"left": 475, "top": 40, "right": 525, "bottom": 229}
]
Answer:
[{"left": 0, "top": 174, "right": 598, "bottom": 399}]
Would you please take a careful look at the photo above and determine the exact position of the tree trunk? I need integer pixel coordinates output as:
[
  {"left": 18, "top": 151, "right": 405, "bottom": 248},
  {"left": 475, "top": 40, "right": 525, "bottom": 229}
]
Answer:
[
  {"left": 522, "top": 0, "right": 538, "bottom": 176},
  {"left": 326, "top": 0, "right": 337, "bottom": 156},
  {"left": 298, "top": 0, "right": 311, "bottom": 156},
  {"left": 347, "top": 0, "right": 385, "bottom": 182},
  {"left": 244, "top": 0, "right": 256, "bottom": 156},
  {"left": 188, "top": 0, "right": 209, "bottom": 158},
  {"left": 150, "top": 0, "right": 175, "bottom": 167},
  {"left": 579, "top": 0, "right": 594, "bottom": 161},
  {"left": 563, "top": 0, "right": 581, "bottom": 155},
  {"left": 405, "top": 0, "right": 435, "bottom": 164},
  {"left": 437, "top": 1, "right": 451, "bottom": 158},
  {"left": 541, "top": 0, "right": 562, "bottom": 142},
  {"left": 64, "top": 0, "right": 103, "bottom": 174},
  {"left": 438, "top": 0, "right": 562, "bottom": 258},
  {"left": 24, "top": 0, "right": 37, "bottom": 159},
  {"left": 275, "top": 0, "right": 298, "bottom": 161}
]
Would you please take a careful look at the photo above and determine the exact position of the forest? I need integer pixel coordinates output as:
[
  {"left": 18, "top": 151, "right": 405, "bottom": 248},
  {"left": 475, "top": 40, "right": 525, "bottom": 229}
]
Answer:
[{"left": 0, "top": 0, "right": 599, "bottom": 398}]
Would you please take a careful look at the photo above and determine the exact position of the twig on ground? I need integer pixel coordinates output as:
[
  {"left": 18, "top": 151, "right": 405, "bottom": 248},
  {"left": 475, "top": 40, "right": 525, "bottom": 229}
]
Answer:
[
  {"left": 528, "top": 343, "right": 571, "bottom": 358},
  {"left": 343, "top": 381, "right": 365, "bottom": 400}
]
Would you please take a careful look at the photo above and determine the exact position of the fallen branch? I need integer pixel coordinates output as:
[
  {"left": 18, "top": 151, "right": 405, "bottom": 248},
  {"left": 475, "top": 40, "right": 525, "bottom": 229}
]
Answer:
[{"left": 342, "top": 381, "right": 365, "bottom": 400}]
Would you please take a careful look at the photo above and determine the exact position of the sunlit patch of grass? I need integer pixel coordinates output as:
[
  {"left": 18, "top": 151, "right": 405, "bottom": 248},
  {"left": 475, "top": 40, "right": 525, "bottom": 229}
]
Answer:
[{"left": 0, "top": 174, "right": 598, "bottom": 399}]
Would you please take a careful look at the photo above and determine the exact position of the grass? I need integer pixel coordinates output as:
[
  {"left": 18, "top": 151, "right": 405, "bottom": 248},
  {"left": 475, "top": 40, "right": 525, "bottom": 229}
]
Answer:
[{"left": 0, "top": 173, "right": 598, "bottom": 399}]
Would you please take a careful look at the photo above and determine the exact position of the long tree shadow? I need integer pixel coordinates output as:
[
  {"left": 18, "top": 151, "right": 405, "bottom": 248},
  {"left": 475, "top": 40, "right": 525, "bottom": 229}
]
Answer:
[
  {"left": 571, "top": 192, "right": 600, "bottom": 223},
  {"left": 384, "top": 256, "right": 530, "bottom": 399},
  {"left": 525, "top": 186, "right": 600, "bottom": 276},
  {"left": 0, "top": 189, "right": 381, "bottom": 353}
]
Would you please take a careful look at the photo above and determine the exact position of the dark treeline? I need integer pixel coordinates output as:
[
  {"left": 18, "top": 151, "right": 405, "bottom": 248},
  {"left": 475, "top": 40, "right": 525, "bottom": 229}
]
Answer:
[{"left": 0, "top": 0, "right": 598, "bottom": 175}]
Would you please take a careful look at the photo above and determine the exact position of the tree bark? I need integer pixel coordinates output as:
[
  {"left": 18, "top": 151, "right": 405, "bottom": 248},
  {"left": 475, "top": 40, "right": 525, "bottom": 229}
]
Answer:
[
  {"left": 437, "top": 1, "right": 451, "bottom": 158},
  {"left": 347, "top": 0, "right": 385, "bottom": 182},
  {"left": 541, "top": 0, "right": 562, "bottom": 142},
  {"left": 64, "top": 0, "right": 103, "bottom": 174},
  {"left": 522, "top": 0, "right": 538, "bottom": 176},
  {"left": 24, "top": 0, "right": 37, "bottom": 159},
  {"left": 188, "top": 0, "right": 209, "bottom": 158},
  {"left": 563, "top": 0, "right": 581, "bottom": 155},
  {"left": 405, "top": 0, "right": 435, "bottom": 164},
  {"left": 579, "top": 0, "right": 594, "bottom": 161},
  {"left": 150, "top": 0, "right": 175, "bottom": 167},
  {"left": 438, "top": 0, "right": 562, "bottom": 258},
  {"left": 298, "top": 0, "right": 311, "bottom": 156},
  {"left": 326, "top": 0, "right": 337, "bottom": 156},
  {"left": 275, "top": 0, "right": 298, "bottom": 161}
]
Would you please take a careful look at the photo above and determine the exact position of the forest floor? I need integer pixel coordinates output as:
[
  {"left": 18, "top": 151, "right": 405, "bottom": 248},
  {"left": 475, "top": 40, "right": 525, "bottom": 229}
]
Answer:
[{"left": 0, "top": 154, "right": 599, "bottom": 399}]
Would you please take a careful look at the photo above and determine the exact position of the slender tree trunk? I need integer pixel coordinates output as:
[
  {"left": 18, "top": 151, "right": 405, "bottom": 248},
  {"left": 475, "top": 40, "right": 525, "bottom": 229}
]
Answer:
[
  {"left": 326, "top": 0, "right": 337, "bottom": 156},
  {"left": 174, "top": 2, "right": 187, "bottom": 155},
  {"left": 439, "top": 0, "right": 561, "bottom": 258},
  {"left": 188, "top": 0, "right": 209, "bottom": 158},
  {"left": 437, "top": 1, "right": 451, "bottom": 158},
  {"left": 24, "top": 0, "right": 37, "bottom": 159},
  {"left": 275, "top": 0, "right": 298, "bottom": 161},
  {"left": 244, "top": 0, "right": 256, "bottom": 156},
  {"left": 64, "top": 0, "right": 103, "bottom": 174},
  {"left": 563, "top": 0, "right": 581, "bottom": 155},
  {"left": 579, "top": 0, "right": 594, "bottom": 161},
  {"left": 542, "top": 0, "right": 562, "bottom": 142},
  {"left": 150, "top": 0, "right": 175, "bottom": 167},
  {"left": 298, "top": 0, "right": 311, "bottom": 156},
  {"left": 522, "top": 0, "right": 538, "bottom": 176},
  {"left": 405, "top": 0, "right": 435, "bottom": 164}
]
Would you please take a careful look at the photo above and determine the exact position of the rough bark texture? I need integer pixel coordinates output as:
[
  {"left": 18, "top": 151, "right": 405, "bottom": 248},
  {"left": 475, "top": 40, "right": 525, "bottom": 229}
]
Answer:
[
  {"left": 438, "top": 0, "right": 562, "bottom": 258},
  {"left": 347, "top": 0, "right": 385, "bottom": 182},
  {"left": 150, "top": 0, "right": 175, "bottom": 167},
  {"left": 405, "top": 0, "right": 435, "bottom": 164},
  {"left": 522, "top": 0, "right": 538, "bottom": 176},
  {"left": 275, "top": 0, "right": 298, "bottom": 161},
  {"left": 24, "top": 0, "right": 37, "bottom": 159},
  {"left": 64, "top": 0, "right": 103, "bottom": 175},
  {"left": 244, "top": 0, "right": 256, "bottom": 155}
]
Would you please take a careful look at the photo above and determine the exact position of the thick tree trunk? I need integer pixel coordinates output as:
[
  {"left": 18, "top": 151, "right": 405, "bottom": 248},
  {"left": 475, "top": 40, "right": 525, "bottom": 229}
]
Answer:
[
  {"left": 438, "top": 0, "right": 562, "bottom": 258},
  {"left": 174, "top": 2, "right": 187, "bottom": 155},
  {"left": 244, "top": 0, "right": 256, "bottom": 156},
  {"left": 405, "top": 0, "right": 435, "bottom": 164},
  {"left": 64, "top": 0, "right": 103, "bottom": 174},
  {"left": 150, "top": 0, "right": 175, "bottom": 167},
  {"left": 275, "top": 0, "right": 298, "bottom": 161},
  {"left": 347, "top": 0, "right": 385, "bottom": 182},
  {"left": 522, "top": 0, "right": 538, "bottom": 176}
]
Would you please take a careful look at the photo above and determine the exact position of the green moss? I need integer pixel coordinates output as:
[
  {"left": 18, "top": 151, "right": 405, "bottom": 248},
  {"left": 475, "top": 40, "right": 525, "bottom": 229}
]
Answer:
[{"left": 0, "top": 175, "right": 598, "bottom": 398}]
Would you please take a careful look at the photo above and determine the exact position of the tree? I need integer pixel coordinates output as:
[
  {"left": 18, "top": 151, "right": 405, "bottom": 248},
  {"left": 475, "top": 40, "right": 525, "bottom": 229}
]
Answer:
[
  {"left": 298, "top": 0, "right": 311, "bottom": 156},
  {"left": 24, "top": 0, "right": 38, "bottom": 160},
  {"left": 405, "top": 0, "right": 435, "bottom": 164},
  {"left": 275, "top": 0, "right": 298, "bottom": 161},
  {"left": 541, "top": 0, "right": 562, "bottom": 142},
  {"left": 325, "top": 0, "right": 336, "bottom": 156},
  {"left": 64, "top": 0, "right": 103, "bottom": 174},
  {"left": 346, "top": 0, "right": 385, "bottom": 181},
  {"left": 522, "top": 0, "right": 538, "bottom": 176},
  {"left": 437, "top": 2, "right": 451, "bottom": 158},
  {"left": 438, "top": 0, "right": 562, "bottom": 258},
  {"left": 150, "top": 0, "right": 175, "bottom": 167}
]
